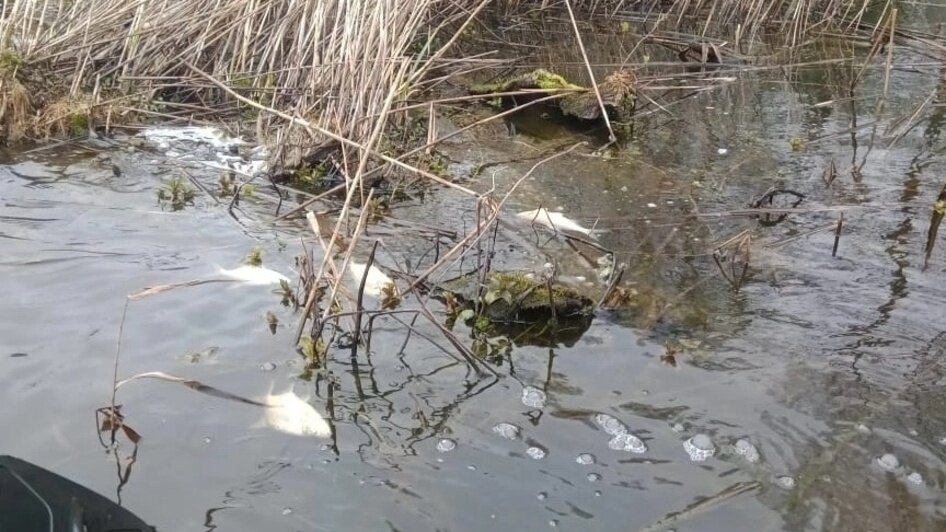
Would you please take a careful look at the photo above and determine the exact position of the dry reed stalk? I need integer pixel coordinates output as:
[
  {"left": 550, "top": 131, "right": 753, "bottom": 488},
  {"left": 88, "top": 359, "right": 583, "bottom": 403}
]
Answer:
[{"left": 564, "top": 0, "right": 616, "bottom": 143}]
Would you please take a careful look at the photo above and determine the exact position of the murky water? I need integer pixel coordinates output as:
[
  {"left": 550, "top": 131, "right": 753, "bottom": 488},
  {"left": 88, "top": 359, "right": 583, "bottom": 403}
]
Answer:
[{"left": 4, "top": 10, "right": 946, "bottom": 532}]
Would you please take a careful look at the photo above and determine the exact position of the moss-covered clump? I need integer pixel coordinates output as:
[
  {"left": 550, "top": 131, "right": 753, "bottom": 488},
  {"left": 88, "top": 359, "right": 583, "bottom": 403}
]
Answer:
[
  {"left": 442, "top": 271, "right": 594, "bottom": 323},
  {"left": 470, "top": 68, "right": 584, "bottom": 94},
  {"left": 470, "top": 68, "right": 637, "bottom": 124}
]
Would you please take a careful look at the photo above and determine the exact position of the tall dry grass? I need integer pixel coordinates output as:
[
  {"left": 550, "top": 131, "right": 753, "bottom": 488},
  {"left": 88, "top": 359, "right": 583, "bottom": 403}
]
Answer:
[
  {"left": 0, "top": 0, "right": 882, "bottom": 150},
  {"left": 0, "top": 0, "right": 464, "bottom": 161}
]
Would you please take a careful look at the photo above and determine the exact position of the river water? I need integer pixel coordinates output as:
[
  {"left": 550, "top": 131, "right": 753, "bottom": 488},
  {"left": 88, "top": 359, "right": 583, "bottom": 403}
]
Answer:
[{"left": 2, "top": 12, "right": 946, "bottom": 532}]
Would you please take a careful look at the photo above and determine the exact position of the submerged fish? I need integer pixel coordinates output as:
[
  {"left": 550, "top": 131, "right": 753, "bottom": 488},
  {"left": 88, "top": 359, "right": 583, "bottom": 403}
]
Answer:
[
  {"left": 261, "top": 388, "right": 331, "bottom": 438},
  {"left": 216, "top": 265, "right": 290, "bottom": 286},
  {"left": 349, "top": 261, "right": 397, "bottom": 297},
  {"left": 516, "top": 208, "right": 595, "bottom": 238}
]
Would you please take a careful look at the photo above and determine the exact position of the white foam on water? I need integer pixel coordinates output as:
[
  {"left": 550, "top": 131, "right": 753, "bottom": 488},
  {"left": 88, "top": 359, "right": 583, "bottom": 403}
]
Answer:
[
  {"left": 683, "top": 434, "right": 716, "bottom": 461},
  {"left": 492, "top": 422, "right": 520, "bottom": 440},
  {"left": 436, "top": 438, "right": 456, "bottom": 452},
  {"left": 521, "top": 386, "right": 547, "bottom": 408},
  {"left": 608, "top": 433, "right": 647, "bottom": 454}
]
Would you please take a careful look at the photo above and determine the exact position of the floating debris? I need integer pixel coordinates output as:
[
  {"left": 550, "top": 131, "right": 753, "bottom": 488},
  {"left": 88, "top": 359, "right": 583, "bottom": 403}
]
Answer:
[
  {"left": 262, "top": 389, "right": 331, "bottom": 438},
  {"left": 593, "top": 413, "right": 628, "bottom": 436},
  {"left": 521, "top": 386, "right": 547, "bottom": 408},
  {"left": 734, "top": 439, "right": 761, "bottom": 463},
  {"left": 492, "top": 422, "right": 521, "bottom": 440},
  {"left": 587, "top": 473, "right": 602, "bottom": 482},
  {"left": 576, "top": 453, "right": 597, "bottom": 465},
  {"left": 526, "top": 446, "right": 548, "bottom": 460},
  {"left": 259, "top": 362, "right": 277, "bottom": 372},
  {"left": 683, "top": 434, "right": 716, "bottom": 461},
  {"left": 906, "top": 472, "right": 924, "bottom": 485},
  {"left": 608, "top": 433, "right": 647, "bottom": 454},
  {"left": 537, "top": 492, "right": 548, "bottom": 500},
  {"left": 717, "top": 148, "right": 729, "bottom": 155},
  {"left": 855, "top": 424, "right": 872, "bottom": 434},
  {"left": 775, "top": 475, "right": 796, "bottom": 489},
  {"left": 216, "top": 265, "right": 290, "bottom": 286},
  {"left": 876, "top": 453, "right": 901, "bottom": 472},
  {"left": 436, "top": 438, "right": 457, "bottom": 453},
  {"left": 516, "top": 208, "right": 594, "bottom": 237},
  {"left": 141, "top": 126, "right": 247, "bottom": 149}
]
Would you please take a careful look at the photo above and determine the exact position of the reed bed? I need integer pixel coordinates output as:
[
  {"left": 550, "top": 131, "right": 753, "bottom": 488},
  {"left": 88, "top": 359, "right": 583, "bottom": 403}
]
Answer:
[
  {"left": 0, "top": 0, "right": 464, "bottom": 162},
  {"left": 0, "top": 0, "right": 885, "bottom": 148}
]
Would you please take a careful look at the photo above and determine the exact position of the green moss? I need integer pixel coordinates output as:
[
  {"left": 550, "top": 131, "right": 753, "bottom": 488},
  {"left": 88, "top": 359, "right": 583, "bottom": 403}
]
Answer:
[
  {"left": 470, "top": 69, "right": 584, "bottom": 95},
  {"left": 532, "top": 69, "right": 581, "bottom": 90}
]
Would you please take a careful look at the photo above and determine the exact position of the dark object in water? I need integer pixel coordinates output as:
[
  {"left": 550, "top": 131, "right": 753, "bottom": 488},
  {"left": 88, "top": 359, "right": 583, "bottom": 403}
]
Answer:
[{"left": 0, "top": 455, "right": 154, "bottom": 532}]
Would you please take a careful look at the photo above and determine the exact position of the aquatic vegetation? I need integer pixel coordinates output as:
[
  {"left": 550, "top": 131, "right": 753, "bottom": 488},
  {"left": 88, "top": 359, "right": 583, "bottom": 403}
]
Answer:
[
  {"left": 157, "top": 175, "right": 196, "bottom": 210},
  {"left": 264, "top": 311, "right": 278, "bottom": 334},
  {"left": 923, "top": 183, "right": 946, "bottom": 269},
  {"left": 245, "top": 247, "right": 264, "bottom": 266},
  {"left": 291, "top": 162, "right": 329, "bottom": 190}
]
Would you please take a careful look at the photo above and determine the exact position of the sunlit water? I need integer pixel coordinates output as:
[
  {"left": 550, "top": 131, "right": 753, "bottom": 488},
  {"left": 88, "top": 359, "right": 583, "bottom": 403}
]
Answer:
[{"left": 3, "top": 13, "right": 946, "bottom": 532}]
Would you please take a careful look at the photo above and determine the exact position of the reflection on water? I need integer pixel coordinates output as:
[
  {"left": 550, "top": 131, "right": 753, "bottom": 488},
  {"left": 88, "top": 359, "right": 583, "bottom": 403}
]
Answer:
[{"left": 2, "top": 11, "right": 946, "bottom": 532}]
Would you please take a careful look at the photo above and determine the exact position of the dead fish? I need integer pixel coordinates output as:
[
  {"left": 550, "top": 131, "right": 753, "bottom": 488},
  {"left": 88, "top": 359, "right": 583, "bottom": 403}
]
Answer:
[
  {"left": 114, "top": 371, "right": 330, "bottom": 438},
  {"left": 516, "top": 208, "right": 596, "bottom": 238},
  {"left": 259, "top": 388, "right": 331, "bottom": 438},
  {"left": 215, "top": 265, "right": 290, "bottom": 286},
  {"left": 349, "top": 261, "right": 397, "bottom": 297}
]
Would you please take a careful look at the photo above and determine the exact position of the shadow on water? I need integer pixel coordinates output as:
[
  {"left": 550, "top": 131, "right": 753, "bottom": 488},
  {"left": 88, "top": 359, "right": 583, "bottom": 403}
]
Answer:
[{"left": 2, "top": 7, "right": 946, "bottom": 531}]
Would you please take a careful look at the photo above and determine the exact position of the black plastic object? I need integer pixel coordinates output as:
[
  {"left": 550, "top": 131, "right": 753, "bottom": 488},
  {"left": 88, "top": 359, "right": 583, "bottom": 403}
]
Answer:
[{"left": 0, "top": 455, "right": 154, "bottom": 532}]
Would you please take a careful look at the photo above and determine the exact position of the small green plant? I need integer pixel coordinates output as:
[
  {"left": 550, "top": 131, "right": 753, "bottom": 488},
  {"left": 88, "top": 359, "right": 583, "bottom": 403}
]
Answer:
[
  {"left": 245, "top": 247, "right": 263, "bottom": 266},
  {"left": 297, "top": 335, "right": 327, "bottom": 379},
  {"left": 0, "top": 49, "right": 23, "bottom": 74},
  {"left": 68, "top": 112, "right": 89, "bottom": 136},
  {"left": 157, "top": 176, "right": 196, "bottom": 210},
  {"left": 218, "top": 173, "right": 234, "bottom": 196},
  {"left": 425, "top": 155, "right": 449, "bottom": 178},
  {"left": 292, "top": 162, "right": 328, "bottom": 189},
  {"left": 789, "top": 137, "right": 806, "bottom": 151},
  {"left": 277, "top": 278, "right": 297, "bottom": 307},
  {"left": 366, "top": 196, "right": 389, "bottom": 222},
  {"left": 241, "top": 183, "right": 256, "bottom": 198},
  {"left": 264, "top": 310, "right": 278, "bottom": 334}
]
